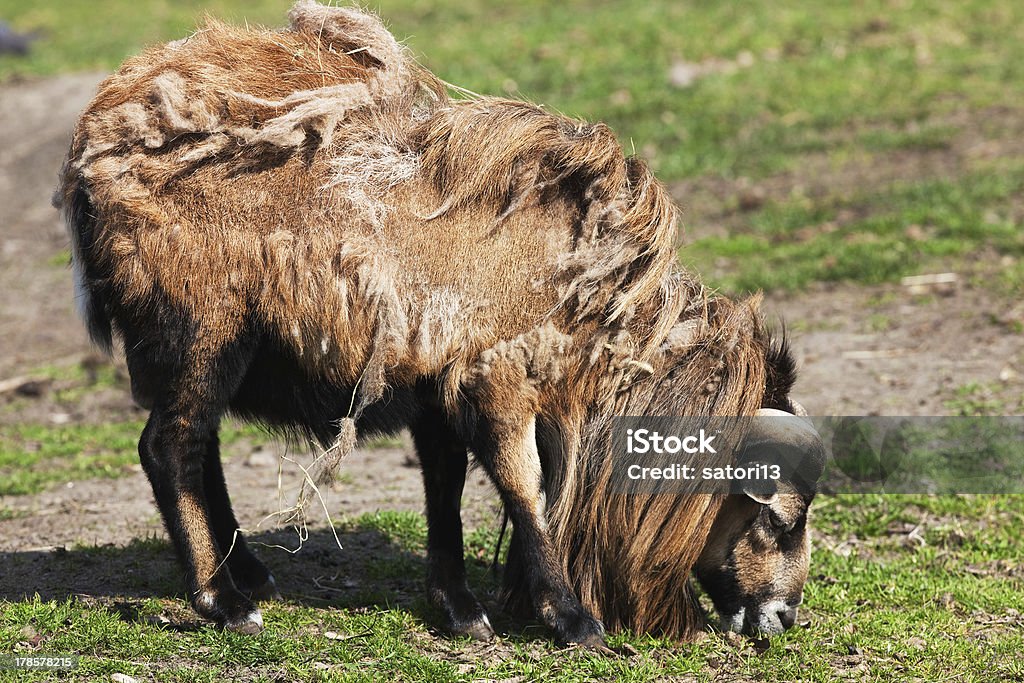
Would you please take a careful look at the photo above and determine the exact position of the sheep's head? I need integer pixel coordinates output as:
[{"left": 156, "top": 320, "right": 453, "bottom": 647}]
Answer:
[{"left": 694, "top": 410, "right": 824, "bottom": 636}]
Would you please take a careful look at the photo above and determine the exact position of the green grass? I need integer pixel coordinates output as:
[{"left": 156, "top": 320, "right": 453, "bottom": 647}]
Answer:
[
  {"left": 2, "top": 1, "right": 1023, "bottom": 680},
  {"left": 0, "top": 421, "right": 144, "bottom": 495},
  {"left": 1, "top": 503, "right": 1021, "bottom": 682},
  {"left": 819, "top": 416, "right": 1024, "bottom": 494},
  {"left": 0, "top": 417, "right": 270, "bottom": 495},
  {"left": 3, "top": 0, "right": 1022, "bottom": 294},
  {"left": 682, "top": 162, "right": 1024, "bottom": 292},
  {"left": 944, "top": 382, "right": 1024, "bottom": 417}
]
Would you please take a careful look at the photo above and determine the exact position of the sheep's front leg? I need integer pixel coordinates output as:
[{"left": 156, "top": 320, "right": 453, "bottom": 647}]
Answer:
[{"left": 470, "top": 403, "right": 605, "bottom": 647}]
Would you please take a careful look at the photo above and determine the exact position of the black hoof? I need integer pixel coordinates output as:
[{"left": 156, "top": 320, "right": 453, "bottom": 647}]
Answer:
[
  {"left": 228, "top": 554, "right": 275, "bottom": 597},
  {"left": 453, "top": 613, "right": 496, "bottom": 641},
  {"left": 552, "top": 605, "right": 606, "bottom": 648},
  {"left": 194, "top": 588, "right": 262, "bottom": 635},
  {"left": 224, "top": 609, "right": 264, "bottom": 635},
  {"left": 245, "top": 575, "right": 282, "bottom": 602},
  {"left": 430, "top": 585, "right": 494, "bottom": 641}
]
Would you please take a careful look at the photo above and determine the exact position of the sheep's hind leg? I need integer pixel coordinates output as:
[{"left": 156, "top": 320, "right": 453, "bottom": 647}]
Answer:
[
  {"left": 202, "top": 430, "right": 280, "bottom": 602},
  {"left": 412, "top": 406, "right": 494, "bottom": 640},
  {"left": 136, "top": 337, "right": 264, "bottom": 634}
]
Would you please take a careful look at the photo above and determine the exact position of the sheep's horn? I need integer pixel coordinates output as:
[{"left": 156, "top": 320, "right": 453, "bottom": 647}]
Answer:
[{"left": 740, "top": 408, "right": 826, "bottom": 492}]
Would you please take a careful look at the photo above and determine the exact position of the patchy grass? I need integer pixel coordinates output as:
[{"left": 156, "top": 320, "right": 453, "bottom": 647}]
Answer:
[
  {"left": 2, "top": 0, "right": 1023, "bottom": 680},
  {"left": 0, "top": 417, "right": 271, "bottom": 496},
  {"left": 819, "top": 416, "right": 1024, "bottom": 494},
  {"left": 2, "top": 1, "right": 1022, "bottom": 295},
  {"left": 944, "top": 382, "right": 1024, "bottom": 417},
  {"left": 0, "top": 421, "right": 144, "bottom": 495},
  {"left": 1, "top": 503, "right": 1022, "bottom": 681},
  {"left": 683, "top": 162, "right": 1024, "bottom": 293}
]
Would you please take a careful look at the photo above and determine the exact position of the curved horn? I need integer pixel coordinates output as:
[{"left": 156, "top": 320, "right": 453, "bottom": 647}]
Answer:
[{"left": 740, "top": 408, "right": 826, "bottom": 492}]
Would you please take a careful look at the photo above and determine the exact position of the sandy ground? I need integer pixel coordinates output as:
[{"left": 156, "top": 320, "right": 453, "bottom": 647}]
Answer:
[{"left": 0, "top": 73, "right": 1021, "bottom": 605}]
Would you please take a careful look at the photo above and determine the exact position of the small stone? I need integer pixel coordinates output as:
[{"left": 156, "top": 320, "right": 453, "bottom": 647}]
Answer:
[
  {"left": 736, "top": 50, "right": 755, "bottom": 68},
  {"left": 244, "top": 448, "right": 278, "bottom": 468},
  {"left": 111, "top": 674, "right": 139, "bottom": 683},
  {"left": 669, "top": 60, "right": 702, "bottom": 88},
  {"left": 737, "top": 186, "right": 766, "bottom": 212}
]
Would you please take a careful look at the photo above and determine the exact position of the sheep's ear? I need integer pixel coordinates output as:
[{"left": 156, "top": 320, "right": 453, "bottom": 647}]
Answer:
[{"left": 742, "top": 473, "right": 778, "bottom": 505}]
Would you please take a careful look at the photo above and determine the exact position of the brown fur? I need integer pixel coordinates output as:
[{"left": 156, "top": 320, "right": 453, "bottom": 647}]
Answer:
[{"left": 59, "top": 2, "right": 791, "bottom": 640}]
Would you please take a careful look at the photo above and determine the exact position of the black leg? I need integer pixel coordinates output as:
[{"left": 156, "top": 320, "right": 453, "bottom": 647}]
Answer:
[
  {"left": 470, "top": 413, "right": 605, "bottom": 647},
  {"left": 411, "top": 407, "right": 494, "bottom": 640},
  {"left": 135, "top": 336, "right": 263, "bottom": 634},
  {"left": 500, "top": 528, "right": 534, "bottom": 618},
  {"left": 202, "top": 430, "right": 279, "bottom": 601}
]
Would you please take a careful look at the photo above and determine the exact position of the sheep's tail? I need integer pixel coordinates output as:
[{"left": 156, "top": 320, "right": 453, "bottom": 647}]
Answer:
[{"left": 57, "top": 179, "right": 113, "bottom": 354}]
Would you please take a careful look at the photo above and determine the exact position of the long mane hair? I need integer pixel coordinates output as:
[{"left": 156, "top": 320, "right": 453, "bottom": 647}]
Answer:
[{"left": 451, "top": 102, "right": 787, "bottom": 636}]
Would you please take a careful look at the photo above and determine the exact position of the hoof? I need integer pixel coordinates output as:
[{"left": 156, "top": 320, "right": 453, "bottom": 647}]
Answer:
[
  {"left": 574, "top": 631, "right": 609, "bottom": 651},
  {"left": 224, "top": 609, "right": 264, "bottom": 635},
  {"left": 194, "top": 588, "right": 262, "bottom": 634},
  {"left": 248, "top": 575, "right": 282, "bottom": 602},
  {"left": 430, "top": 584, "right": 494, "bottom": 641},
  {"left": 456, "top": 614, "right": 495, "bottom": 641},
  {"left": 554, "top": 608, "right": 606, "bottom": 648}
]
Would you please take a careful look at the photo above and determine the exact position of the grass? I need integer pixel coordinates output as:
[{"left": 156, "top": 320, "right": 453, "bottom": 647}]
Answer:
[
  {"left": 1, "top": 503, "right": 1021, "bottom": 682},
  {"left": 0, "top": 419, "right": 274, "bottom": 496},
  {"left": 817, "top": 416, "right": 1024, "bottom": 494},
  {"left": 3, "top": 1, "right": 1022, "bottom": 295},
  {"left": 2, "top": 0, "right": 1023, "bottom": 680},
  {"left": 682, "top": 162, "right": 1024, "bottom": 293},
  {"left": 0, "top": 358, "right": 273, "bottom": 495},
  {"left": 0, "top": 421, "right": 144, "bottom": 495},
  {"left": 944, "top": 382, "right": 1024, "bottom": 417}
]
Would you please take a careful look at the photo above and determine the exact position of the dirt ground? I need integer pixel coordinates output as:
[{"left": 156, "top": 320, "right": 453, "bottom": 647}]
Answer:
[{"left": 0, "top": 74, "right": 1021, "bottom": 606}]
